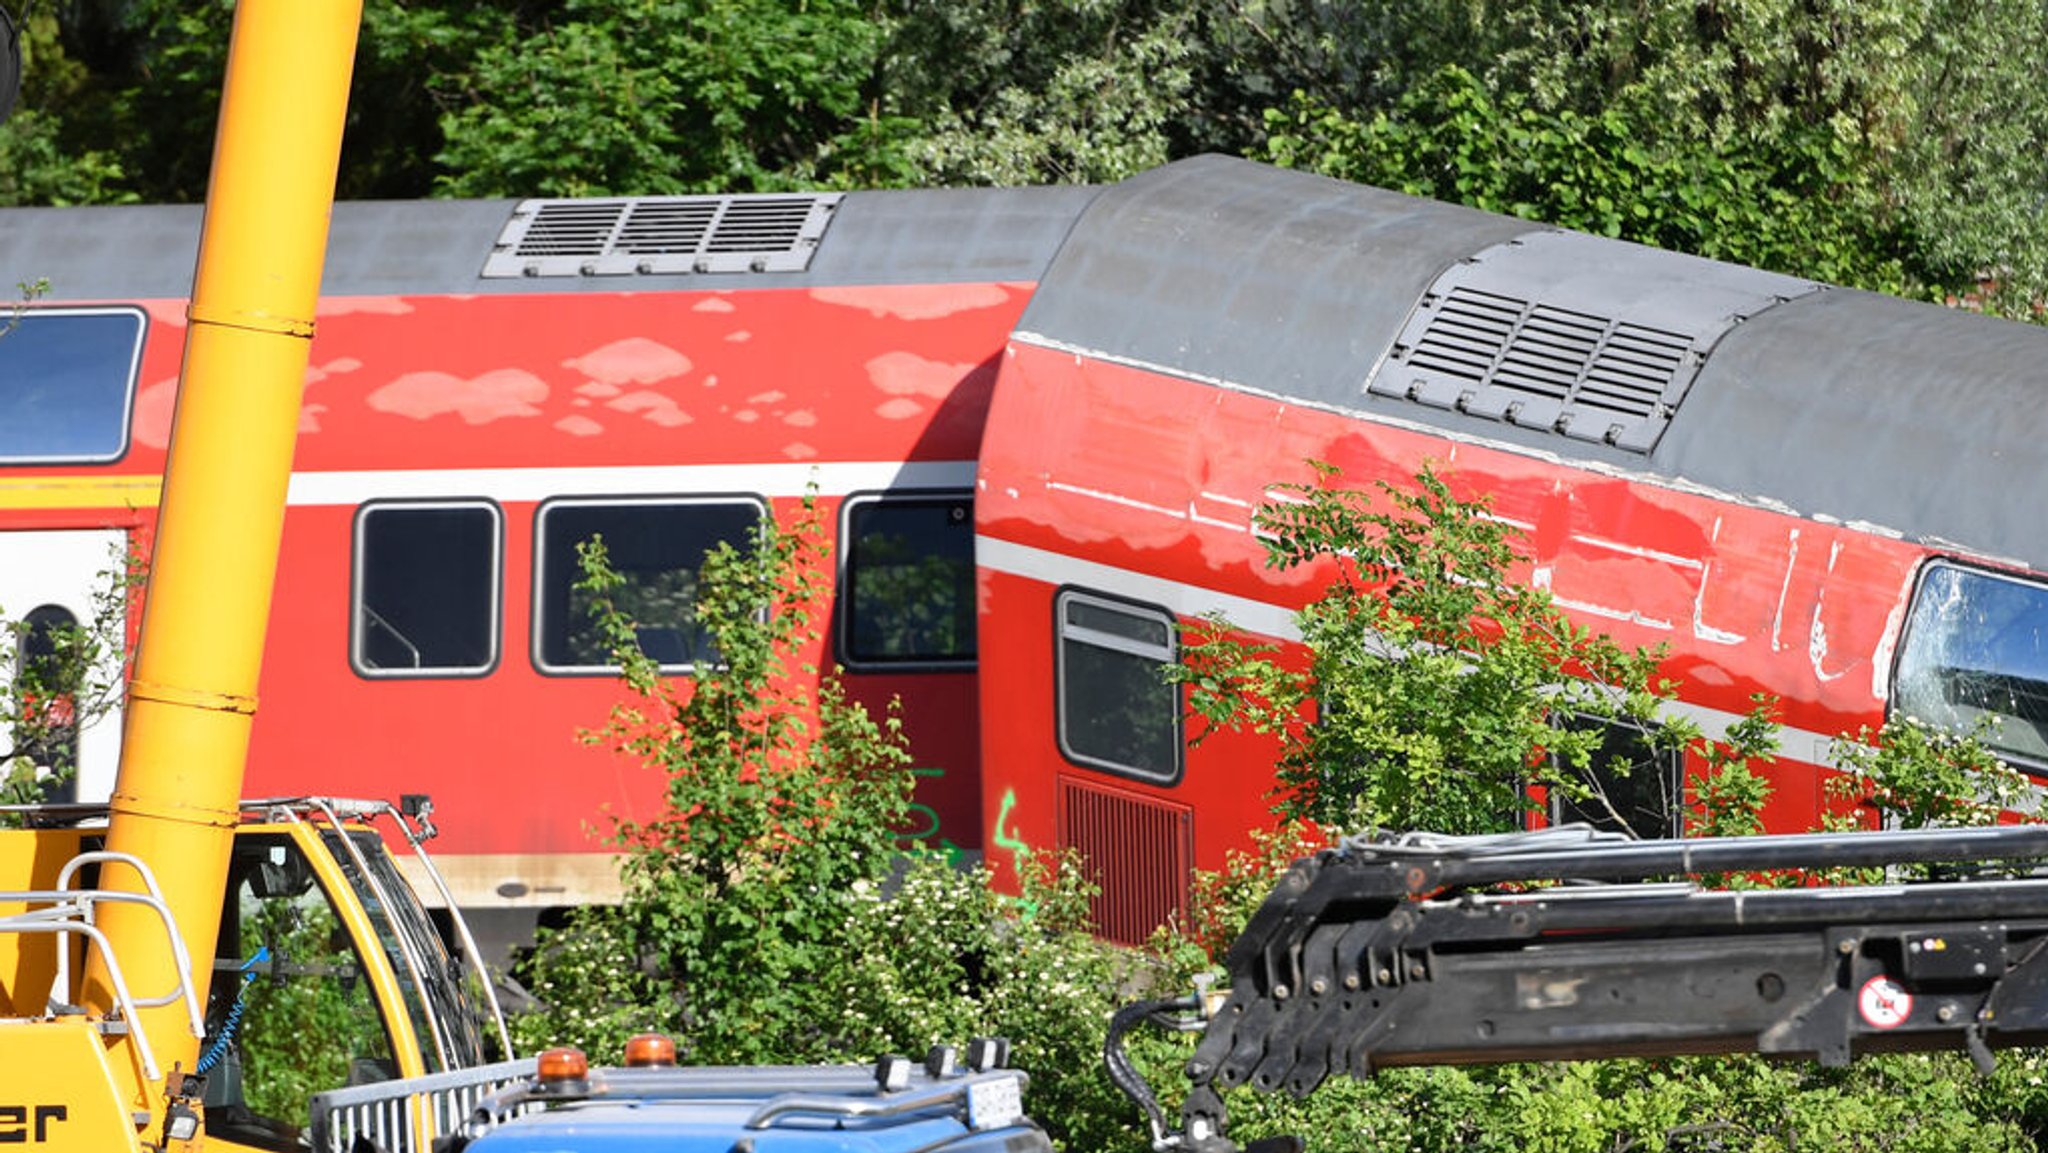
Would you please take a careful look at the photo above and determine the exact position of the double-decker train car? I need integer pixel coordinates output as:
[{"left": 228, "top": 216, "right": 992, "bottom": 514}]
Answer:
[
  {"left": 6, "top": 156, "right": 2047, "bottom": 949},
  {"left": 974, "top": 156, "right": 2048, "bottom": 941},
  {"left": 0, "top": 183, "right": 1091, "bottom": 952}
]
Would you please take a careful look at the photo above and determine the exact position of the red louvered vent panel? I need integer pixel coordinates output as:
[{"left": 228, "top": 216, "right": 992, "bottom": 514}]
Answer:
[{"left": 1057, "top": 777, "right": 1193, "bottom": 946}]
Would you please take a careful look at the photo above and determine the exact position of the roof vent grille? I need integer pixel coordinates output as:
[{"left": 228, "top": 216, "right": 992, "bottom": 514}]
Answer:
[
  {"left": 485, "top": 193, "right": 841, "bottom": 278},
  {"left": 1368, "top": 230, "right": 1822, "bottom": 453}
]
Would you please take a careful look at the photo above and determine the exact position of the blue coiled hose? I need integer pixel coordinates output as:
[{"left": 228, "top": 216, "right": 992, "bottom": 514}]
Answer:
[{"left": 195, "top": 945, "right": 271, "bottom": 1075}]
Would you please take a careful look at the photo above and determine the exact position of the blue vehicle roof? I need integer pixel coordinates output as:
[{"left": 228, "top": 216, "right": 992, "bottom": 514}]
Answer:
[{"left": 467, "top": 1097, "right": 994, "bottom": 1153}]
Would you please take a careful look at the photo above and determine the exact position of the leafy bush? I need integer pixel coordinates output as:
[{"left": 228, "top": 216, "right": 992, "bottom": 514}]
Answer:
[
  {"left": 515, "top": 493, "right": 920, "bottom": 1063},
  {"left": 1264, "top": 65, "right": 1910, "bottom": 295},
  {"left": 1176, "top": 461, "right": 1680, "bottom": 836}
]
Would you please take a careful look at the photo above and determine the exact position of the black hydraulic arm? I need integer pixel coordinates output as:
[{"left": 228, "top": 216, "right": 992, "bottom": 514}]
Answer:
[{"left": 1119, "top": 825, "right": 2048, "bottom": 1152}]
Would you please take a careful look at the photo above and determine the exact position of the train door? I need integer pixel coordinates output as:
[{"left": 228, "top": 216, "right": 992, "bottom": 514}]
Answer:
[{"left": 0, "top": 528, "right": 127, "bottom": 804}]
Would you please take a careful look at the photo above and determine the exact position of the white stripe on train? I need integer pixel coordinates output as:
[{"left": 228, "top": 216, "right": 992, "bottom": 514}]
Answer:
[
  {"left": 284, "top": 459, "right": 977, "bottom": 505},
  {"left": 975, "top": 533, "right": 1852, "bottom": 771}
]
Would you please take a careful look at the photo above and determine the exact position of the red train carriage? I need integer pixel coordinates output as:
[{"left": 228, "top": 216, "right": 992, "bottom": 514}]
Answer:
[
  {"left": 0, "top": 185, "right": 1090, "bottom": 954},
  {"left": 973, "top": 157, "right": 2048, "bottom": 942}
]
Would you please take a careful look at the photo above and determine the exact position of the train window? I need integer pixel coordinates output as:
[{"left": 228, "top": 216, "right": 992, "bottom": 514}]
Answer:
[
  {"left": 0, "top": 307, "right": 145, "bottom": 463},
  {"left": 839, "top": 492, "right": 976, "bottom": 668},
  {"left": 1893, "top": 561, "right": 2048, "bottom": 768},
  {"left": 12, "top": 604, "right": 80, "bottom": 803},
  {"left": 1055, "top": 589, "right": 1182, "bottom": 783},
  {"left": 1549, "top": 717, "right": 1682, "bottom": 839},
  {"left": 352, "top": 502, "right": 501, "bottom": 677},
  {"left": 534, "top": 497, "right": 765, "bottom": 673}
]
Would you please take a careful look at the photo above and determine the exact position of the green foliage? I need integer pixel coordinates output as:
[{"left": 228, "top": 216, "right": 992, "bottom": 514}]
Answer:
[
  {"left": 0, "top": 108, "right": 129, "bottom": 206},
  {"left": 869, "top": 1, "right": 1199, "bottom": 186},
  {"left": 1178, "top": 462, "right": 1674, "bottom": 834},
  {"left": 1264, "top": 66, "right": 1906, "bottom": 293},
  {"left": 0, "top": 546, "right": 140, "bottom": 807},
  {"left": 1255, "top": 0, "right": 2048, "bottom": 313},
  {"left": 544, "top": 494, "right": 919, "bottom": 1063},
  {"left": 1684, "top": 696, "right": 1781, "bottom": 840},
  {"left": 506, "top": 905, "right": 661, "bottom": 1057},
  {"left": 234, "top": 899, "right": 392, "bottom": 1126},
  {"left": 432, "top": 0, "right": 894, "bottom": 196},
  {"left": 1179, "top": 1051, "right": 2041, "bottom": 1153},
  {"left": 0, "top": 7, "right": 129, "bottom": 206},
  {"left": 826, "top": 851, "right": 1173, "bottom": 1152},
  {"left": 1, "top": 276, "right": 50, "bottom": 341},
  {"left": 1829, "top": 716, "right": 2038, "bottom": 829}
]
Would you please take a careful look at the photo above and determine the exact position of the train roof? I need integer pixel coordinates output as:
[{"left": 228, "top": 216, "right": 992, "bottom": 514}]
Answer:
[
  {"left": 1015, "top": 155, "right": 2048, "bottom": 572},
  {"left": 0, "top": 183, "right": 1100, "bottom": 300}
]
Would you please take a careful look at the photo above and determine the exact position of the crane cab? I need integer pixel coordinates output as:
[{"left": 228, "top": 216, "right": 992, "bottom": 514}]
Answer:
[{"left": 0, "top": 797, "right": 507, "bottom": 1152}]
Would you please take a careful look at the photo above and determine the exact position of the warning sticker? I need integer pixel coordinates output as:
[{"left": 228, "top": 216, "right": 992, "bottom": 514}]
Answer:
[{"left": 1857, "top": 976, "right": 1913, "bottom": 1030}]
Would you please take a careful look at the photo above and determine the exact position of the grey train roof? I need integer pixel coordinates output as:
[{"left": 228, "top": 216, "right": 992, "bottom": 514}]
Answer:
[
  {"left": 1015, "top": 155, "right": 2048, "bottom": 573},
  {"left": 0, "top": 183, "right": 1100, "bottom": 301}
]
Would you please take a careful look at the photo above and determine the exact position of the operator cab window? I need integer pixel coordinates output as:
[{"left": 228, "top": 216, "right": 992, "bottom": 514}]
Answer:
[
  {"left": 352, "top": 501, "right": 502, "bottom": 677},
  {"left": 838, "top": 492, "right": 976, "bottom": 669},
  {"left": 1893, "top": 560, "right": 2048, "bottom": 769},
  {"left": 0, "top": 307, "right": 145, "bottom": 463},
  {"left": 1055, "top": 589, "right": 1182, "bottom": 783},
  {"left": 204, "top": 835, "right": 398, "bottom": 1152},
  {"left": 533, "top": 497, "right": 765, "bottom": 672}
]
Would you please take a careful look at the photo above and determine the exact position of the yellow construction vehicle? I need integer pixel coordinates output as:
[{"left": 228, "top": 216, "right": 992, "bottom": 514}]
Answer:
[
  {"left": 0, "top": 2, "right": 519, "bottom": 1150},
  {"left": 0, "top": 796, "right": 512, "bottom": 1151}
]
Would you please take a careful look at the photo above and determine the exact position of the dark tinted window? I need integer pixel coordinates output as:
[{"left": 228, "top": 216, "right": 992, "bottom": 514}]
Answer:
[
  {"left": 842, "top": 493, "right": 976, "bottom": 666},
  {"left": 535, "top": 498, "right": 763, "bottom": 671},
  {"left": 0, "top": 308, "right": 145, "bottom": 462},
  {"left": 1056, "top": 590, "right": 1180, "bottom": 782},
  {"left": 1550, "top": 718, "right": 1682, "bottom": 839},
  {"left": 353, "top": 503, "right": 500, "bottom": 676},
  {"left": 1894, "top": 561, "right": 2048, "bottom": 766}
]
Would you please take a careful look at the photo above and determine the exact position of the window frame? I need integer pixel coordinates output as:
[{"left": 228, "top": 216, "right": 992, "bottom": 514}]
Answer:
[
  {"left": 205, "top": 831, "right": 406, "bottom": 1146},
  {"left": 0, "top": 305, "right": 147, "bottom": 465},
  {"left": 349, "top": 499, "right": 504, "bottom": 680},
  {"left": 1889, "top": 557, "right": 2048, "bottom": 776},
  {"left": 834, "top": 488, "right": 978, "bottom": 673},
  {"left": 530, "top": 493, "right": 769, "bottom": 677},
  {"left": 1053, "top": 586, "right": 1184, "bottom": 785}
]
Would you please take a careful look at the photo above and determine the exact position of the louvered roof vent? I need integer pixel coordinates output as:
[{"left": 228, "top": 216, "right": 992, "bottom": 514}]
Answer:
[
  {"left": 483, "top": 192, "right": 842, "bottom": 278},
  {"left": 1366, "top": 230, "right": 1821, "bottom": 453}
]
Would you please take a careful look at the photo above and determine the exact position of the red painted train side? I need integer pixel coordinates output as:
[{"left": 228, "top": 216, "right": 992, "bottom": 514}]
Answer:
[
  {"left": 257, "top": 285, "right": 1021, "bottom": 906},
  {"left": 974, "top": 342, "right": 1914, "bottom": 936},
  {"left": 0, "top": 185, "right": 1088, "bottom": 950}
]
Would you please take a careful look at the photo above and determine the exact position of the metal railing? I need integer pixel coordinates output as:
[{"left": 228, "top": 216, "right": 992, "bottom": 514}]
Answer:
[
  {"left": 0, "top": 850, "right": 205, "bottom": 1083},
  {"left": 309, "top": 1056, "right": 534, "bottom": 1153}
]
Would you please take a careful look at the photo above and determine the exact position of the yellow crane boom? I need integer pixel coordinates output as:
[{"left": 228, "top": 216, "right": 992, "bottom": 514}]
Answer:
[{"left": 78, "top": 0, "right": 363, "bottom": 1134}]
